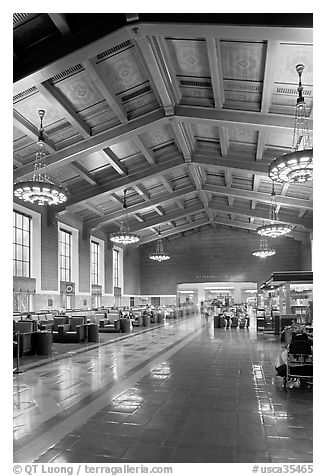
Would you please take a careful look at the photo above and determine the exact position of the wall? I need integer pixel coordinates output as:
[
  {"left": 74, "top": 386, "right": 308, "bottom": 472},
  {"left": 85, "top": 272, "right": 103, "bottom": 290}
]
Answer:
[
  {"left": 139, "top": 227, "right": 303, "bottom": 295},
  {"left": 123, "top": 246, "right": 141, "bottom": 296},
  {"left": 300, "top": 240, "right": 312, "bottom": 271}
]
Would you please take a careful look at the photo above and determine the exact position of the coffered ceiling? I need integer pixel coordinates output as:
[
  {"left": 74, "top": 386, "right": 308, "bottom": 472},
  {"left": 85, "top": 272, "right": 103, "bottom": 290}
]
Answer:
[{"left": 13, "top": 13, "right": 313, "bottom": 244}]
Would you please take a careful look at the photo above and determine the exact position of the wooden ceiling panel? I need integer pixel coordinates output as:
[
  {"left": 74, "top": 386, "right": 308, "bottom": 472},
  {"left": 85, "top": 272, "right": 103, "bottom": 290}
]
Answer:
[
  {"left": 97, "top": 46, "right": 150, "bottom": 95},
  {"left": 166, "top": 39, "right": 211, "bottom": 77},
  {"left": 205, "top": 172, "right": 227, "bottom": 187},
  {"left": 231, "top": 176, "right": 253, "bottom": 191},
  {"left": 14, "top": 142, "right": 40, "bottom": 161},
  {"left": 46, "top": 121, "right": 83, "bottom": 149},
  {"left": 191, "top": 123, "right": 219, "bottom": 141},
  {"left": 267, "top": 131, "right": 293, "bottom": 149},
  {"left": 273, "top": 44, "right": 312, "bottom": 84},
  {"left": 51, "top": 69, "right": 105, "bottom": 111},
  {"left": 221, "top": 41, "right": 266, "bottom": 81},
  {"left": 141, "top": 125, "right": 174, "bottom": 149},
  {"left": 110, "top": 140, "right": 140, "bottom": 159},
  {"left": 123, "top": 92, "right": 160, "bottom": 119},
  {"left": 228, "top": 127, "right": 258, "bottom": 144},
  {"left": 77, "top": 152, "right": 111, "bottom": 172},
  {"left": 79, "top": 102, "right": 120, "bottom": 131},
  {"left": 50, "top": 165, "right": 79, "bottom": 183}
]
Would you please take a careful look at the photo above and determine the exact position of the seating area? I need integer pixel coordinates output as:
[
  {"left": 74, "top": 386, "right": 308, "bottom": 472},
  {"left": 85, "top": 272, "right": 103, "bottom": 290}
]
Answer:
[{"left": 13, "top": 304, "right": 197, "bottom": 361}]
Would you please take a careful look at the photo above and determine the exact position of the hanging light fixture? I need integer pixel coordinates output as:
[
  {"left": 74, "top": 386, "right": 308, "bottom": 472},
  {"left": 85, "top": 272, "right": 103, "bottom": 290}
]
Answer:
[
  {"left": 256, "top": 181, "right": 292, "bottom": 238},
  {"left": 13, "top": 110, "right": 68, "bottom": 206},
  {"left": 252, "top": 235, "right": 276, "bottom": 259},
  {"left": 149, "top": 228, "right": 170, "bottom": 262},
  {"left": 109, "top": 189, "right": 140, "bottom": 245},
  {"left": 268, "top": 64, "right": 313, "bottom": 184}
]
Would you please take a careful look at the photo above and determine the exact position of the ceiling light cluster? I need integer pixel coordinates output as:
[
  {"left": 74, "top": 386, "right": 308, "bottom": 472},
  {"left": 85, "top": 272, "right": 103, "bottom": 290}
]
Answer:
[
  {"left": 268, "top": 64, "right": 313, "bottom": 184},
  {"left": 109, "top": 189, "right": 140, "bottom": 245},
  {"left": 256, "top": 181, "right": 292, "bottom": 238},
  {"left": 13, "top": 110, "right": 68, "bottom": 206},
  {"left": 149, "top": 228, "right": 170, "bottom": 262},
  {"left": 252, "top": 235, "right": 276, "bottom": 259}
]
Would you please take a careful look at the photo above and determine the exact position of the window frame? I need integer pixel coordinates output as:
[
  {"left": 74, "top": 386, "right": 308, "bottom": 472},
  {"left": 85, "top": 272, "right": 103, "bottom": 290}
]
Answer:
[
  {"left": 13, "top": 210, "right": 31, "bottom": 278},
  {"left": 90, "top": 240, "right": 99, "bottom": 286},
  {"left": 59, "top": 228, "right": 72, "bottom": 282}
]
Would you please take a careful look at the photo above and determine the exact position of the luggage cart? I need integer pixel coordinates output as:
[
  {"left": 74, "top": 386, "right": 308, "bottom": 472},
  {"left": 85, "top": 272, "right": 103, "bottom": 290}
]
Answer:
[
  {"left": 283, "top": 352, "right": 313, "bottom": 388},
  {"left": 283, "top": 332, "right": 313, "bottom": 389}
]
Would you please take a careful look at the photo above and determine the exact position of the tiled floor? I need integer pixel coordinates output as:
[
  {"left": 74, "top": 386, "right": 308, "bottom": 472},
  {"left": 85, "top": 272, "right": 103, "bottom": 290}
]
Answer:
[{"left": 13, "top": 315, "right": 313, "bottom": 463}]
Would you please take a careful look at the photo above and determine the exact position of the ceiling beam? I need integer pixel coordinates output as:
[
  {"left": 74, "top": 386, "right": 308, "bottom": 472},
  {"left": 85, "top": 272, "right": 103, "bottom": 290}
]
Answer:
[
  {"left": 194, "top": 153, "right": 268, "bottom": 177},
  {"left": 82, "top": 202, "right": 105, "bottom": 216},
  {"left": 132, "top": 35, "right": 174, "bottom": 115},
  {"left": 275, "top": 183, "right": 290, "bottom": 214},
  {"left": 140, "top": 218, "right": 211, "bottom": 244},
  {"left": 160, "top": 175, "right": 184, "bottom": 209},
  {"left": 154, "top": 36, "right": 182, "bottom": 104},
  {"left": 174, "top": 105, "right": 313, "bottom": 133},
  {"left": 48, "top": 13, "right": 71, "bottom": 36},
  {"left": 57, "top": 157, "right": 185, "bottom": 213},
  {"left": 106, "top": 203, "right": 203, "bottom": 233},
  {"left": 138, "top": 24, "right": 313, "bottom": 44},
  {"left": 70, "top": 161, "right": 99, "bottom": 185},
  {"left": 219, "top": 127, "right": 229, "bottom": 157},
  {"left": 37, "top": 81, "right": 91, "bottom": 138},
  {"left": 13, "top": 110, "right": 56, "bottom": 153},
  {"left": 82, "top": 60, "right": 128, "bottom": 124},
  {"left": 188, "top": 163, "right": 204, "bottom": 191},
  {"left": 100, "top": 149, "right": 127, "bottom": 176},
  {"left": 84, "top": 184, "right": 196, "bottom": 229},
  {"left": 210, "top": 201, "right": 312, "bottom": 229},
  {"left": 251, "top": 175, "right": 261, "bottom": 217},
  {"left": 171, "top": 122, "right": 195, "bottom": 161},
  {"left": 256, "top": 130, "right": 266, "bottom": 161},
  {"left": 13, "top": 109, "right": 166, "bottom": 180},
  {"left": 224, "top": 169, "right": 234, "bottom": 207},
  {"left": 133, "top": 136, "right": 156, "bottom": 165},
  {"left": 261, "top": 41, "right": 279, "bottom": 114},
  {"left": 204, "top": 183, "right": 312, "bottom": 210},
  {"left": 211, "top": 216, "right": 307, "bottom": 242},
  {"left": 206, "top": 37, "right": 224, "bottom": 108}
]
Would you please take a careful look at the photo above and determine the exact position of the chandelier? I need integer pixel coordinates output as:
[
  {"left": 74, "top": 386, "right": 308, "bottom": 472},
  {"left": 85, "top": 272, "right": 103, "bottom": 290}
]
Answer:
[
  {"left": 109, "top": 189, "right": 140, "bottom": 245},
  {"left": 256, "top": 181, "right": 292, "bottom": 238},
  {"left": 149, "top": 229, "right": 170, "bottom": 262},
  {"left": 268, "top": 64, "right": 313, "bottom": 184},
  {"left": 252, "top": 235, "right": 276, "bottom": 258},
  {"left": 13, "top": 110, "right": 68, "bottom": 206}
]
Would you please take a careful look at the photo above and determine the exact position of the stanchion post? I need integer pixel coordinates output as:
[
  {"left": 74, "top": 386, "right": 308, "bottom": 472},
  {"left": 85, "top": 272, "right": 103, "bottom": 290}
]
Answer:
[{"left": 13, "top": 331, "right": 24, "bottom": 374}]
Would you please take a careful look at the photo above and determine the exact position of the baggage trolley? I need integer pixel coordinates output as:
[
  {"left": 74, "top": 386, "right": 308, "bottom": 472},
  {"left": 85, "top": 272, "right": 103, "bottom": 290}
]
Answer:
[{"left": 283, "top": 352, "right": 313, "bottom": 388}]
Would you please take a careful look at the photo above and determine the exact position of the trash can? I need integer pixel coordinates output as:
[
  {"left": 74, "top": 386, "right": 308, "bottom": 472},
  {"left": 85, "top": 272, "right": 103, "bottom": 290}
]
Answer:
[
  {"left": 120, "top": 318, "right": 132, "bottom": 333},
  {"left": 214, "top": 315, "right": 219, "bottom": 328},
  {"left": 87, "top": 324, "right": 99, "bottom": 342},
  {"left": 143, "top": 314, "right": 151, "bottom": 327},
  {"left": 158, "top": 312, "right": 164, "bottom": 324},
  {"left": 36, "top": 331, "right": 53, "bottom": 355}
]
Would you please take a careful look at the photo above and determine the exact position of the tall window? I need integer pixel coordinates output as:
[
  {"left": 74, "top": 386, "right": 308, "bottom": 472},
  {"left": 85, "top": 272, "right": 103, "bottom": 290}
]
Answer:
[
  {"left": 113, "top": 249, "right": 119, "bottom": 288},
  {"left": 59, "top": 229, "right": 71, "bottom": 282},
  {"left": 90, "top": 241, "right": 99, "bottom": 285},
  {"left": 13, "top": 211, "right": 31, "bottom": 277}
]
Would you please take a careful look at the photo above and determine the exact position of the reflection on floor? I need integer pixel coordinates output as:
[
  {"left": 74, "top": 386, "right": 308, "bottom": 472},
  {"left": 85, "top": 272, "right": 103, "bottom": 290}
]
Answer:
[{"left": 13, "top": 315, "right": 313, "bottom": 463}]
